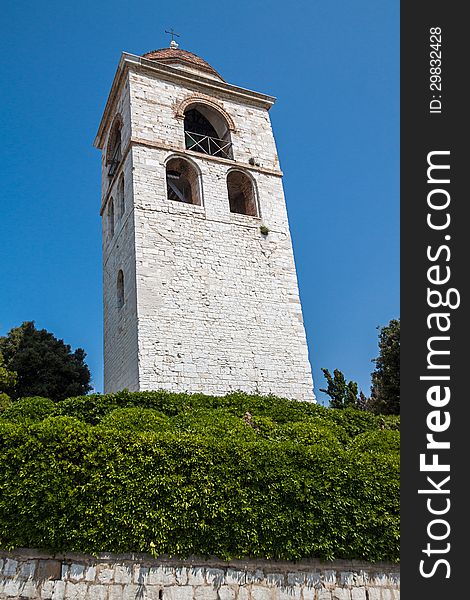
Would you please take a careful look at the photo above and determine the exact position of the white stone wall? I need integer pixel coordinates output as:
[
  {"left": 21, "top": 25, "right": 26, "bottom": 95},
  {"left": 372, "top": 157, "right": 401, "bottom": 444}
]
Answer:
[
  {"left": 0, "top": 550, "right": 400, "bottom": 600},
  {"left": 101, "top": 75, "right": 140, "bottom": 393},
  {"left": 102, "top": 153, "right": 140, "bottom": 393},
  {"left": 99, "top": 59, "right": 315, "bottom": 400},
  {"left": 129, "top": 71, "right": 279, "bottom": 171}
]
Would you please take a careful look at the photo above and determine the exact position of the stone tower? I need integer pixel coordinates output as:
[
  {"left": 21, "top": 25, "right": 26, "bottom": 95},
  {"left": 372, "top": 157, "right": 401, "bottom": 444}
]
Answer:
[{"left": 94, "top": 41, "right": 315, "bottom": 401}]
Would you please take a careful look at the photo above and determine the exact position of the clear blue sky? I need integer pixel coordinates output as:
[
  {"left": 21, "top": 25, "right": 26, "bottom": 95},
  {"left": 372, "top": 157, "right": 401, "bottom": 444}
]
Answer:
[{"left": 0, "top": 1, "right": 399, "bottom": 404}]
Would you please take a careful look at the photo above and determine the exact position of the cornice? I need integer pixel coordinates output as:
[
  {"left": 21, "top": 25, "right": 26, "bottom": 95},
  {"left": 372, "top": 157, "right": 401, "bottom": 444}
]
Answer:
[
  {"left": 94, "top": 53, "right": 276, "bottom": 150},
  {"left": 130, "top": 137, "right": 283, "bottom": 177}
]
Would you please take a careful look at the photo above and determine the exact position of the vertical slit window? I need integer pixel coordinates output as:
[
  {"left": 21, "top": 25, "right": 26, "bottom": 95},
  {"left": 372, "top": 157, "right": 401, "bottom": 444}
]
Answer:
[
  {"left": 108, "top": 198, "right": 115, "bottom": 238},
  {"left": 107, "top": 117, "right": 122, "bottom": 177},
  {"left": 117, "top": 270, "right": 124, "bottom": 309},
  {"left": 118, "top": 175, "right": 125, "bottom": 219}
]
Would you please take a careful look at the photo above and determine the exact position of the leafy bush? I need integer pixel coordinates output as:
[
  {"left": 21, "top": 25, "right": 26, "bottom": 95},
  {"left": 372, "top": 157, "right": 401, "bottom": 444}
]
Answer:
[
  {"left": 1, "top": 396, "right": 56, "bottom": 423},
  {"left": 278, "top": 421, "right": 345, "bottom": 451},
  {"left": 325, "top": 407, "right": 383, "bottom": 438},
  {"left": 100, "top": 407, "right": 169, "bottom": 432},
  {"left": 382, "top": 415, "right": 400, "bottom": 430},
  {"left": 171, "top": 408, "right": 259, "bottom": 441},
  {"left": 349, "top": 429, "right": 400, "bottom": 454},
  {"left": 0, "top": 393, "right": 12, "bottom": 412},
  {"left": 0, "top": 390, "right": 399, "bottom": 562},
  {"left": 55, "top": 390, "right": 195, "bottom": 424}
]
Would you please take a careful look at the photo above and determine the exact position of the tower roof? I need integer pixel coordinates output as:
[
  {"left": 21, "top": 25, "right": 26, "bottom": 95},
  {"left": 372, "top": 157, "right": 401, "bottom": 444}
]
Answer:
[{"left": 142, "top": 47, "right": 224, "bottom": 81}]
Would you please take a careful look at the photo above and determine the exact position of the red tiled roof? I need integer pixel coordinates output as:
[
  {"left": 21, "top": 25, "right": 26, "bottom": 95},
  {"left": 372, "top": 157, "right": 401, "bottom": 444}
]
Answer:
[{"left": 142, "top": 48, "right": 224, "bottom": 80}]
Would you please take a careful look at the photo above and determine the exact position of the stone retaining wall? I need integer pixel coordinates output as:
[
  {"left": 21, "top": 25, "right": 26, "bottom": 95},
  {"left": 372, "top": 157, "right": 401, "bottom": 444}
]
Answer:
[{"left": 0, "top": 550, "right": 399, "bottom": 600}]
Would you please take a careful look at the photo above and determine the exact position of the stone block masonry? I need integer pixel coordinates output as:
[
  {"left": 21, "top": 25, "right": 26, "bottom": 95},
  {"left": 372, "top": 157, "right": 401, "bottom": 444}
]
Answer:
[
  {"left": 96, "top": 50, "right": 315, "bottom": 401},
  {"left": 0, "top": 550, "right": 399, "bottom": 600}
]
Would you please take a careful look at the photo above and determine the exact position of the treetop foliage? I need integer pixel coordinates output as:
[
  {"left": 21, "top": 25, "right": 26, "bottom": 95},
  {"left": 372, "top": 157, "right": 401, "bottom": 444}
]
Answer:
[
  {"left": 0, "top": 321, "right": 92, "bottom": 402},
  {"left": 0, "top": 352, "right": 17, "bottom": 408},
  {"left": 321, "top": 318, "right": 400, "bottom": 415},
  {"left": 370, "top": 318, "right": 400, "bottom": 415},
  {"left": 319, "top": 368, "right": 359, "bottom": 409}
]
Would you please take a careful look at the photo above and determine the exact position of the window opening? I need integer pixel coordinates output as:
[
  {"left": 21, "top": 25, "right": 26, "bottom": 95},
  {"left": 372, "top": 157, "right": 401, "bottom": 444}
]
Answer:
[
  {"left": 107, "top": 119, "right": 122, "bottom": 177},
  {"left": 108, "top": 198, "right": 115, "bottom": 238},
  {"left": 117, "top": 270, "right": 124, "bottom": 309},
  {"left": 118, "top": 175, "right": 125, "bottom": 218},
  {"left": 166, "top": 158, "right": 201, "bottom": 205},
  {"left": 227, "top": 171, "right": 257, "bottom": 216},
  {"left": 184, "top": 106, "right": 233, "bottom": 159}
]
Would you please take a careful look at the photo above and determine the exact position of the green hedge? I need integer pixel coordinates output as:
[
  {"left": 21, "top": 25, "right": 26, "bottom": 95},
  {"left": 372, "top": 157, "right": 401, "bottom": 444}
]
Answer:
[{"left": 0, "top": 391, "right": 399, "bottom": 562}]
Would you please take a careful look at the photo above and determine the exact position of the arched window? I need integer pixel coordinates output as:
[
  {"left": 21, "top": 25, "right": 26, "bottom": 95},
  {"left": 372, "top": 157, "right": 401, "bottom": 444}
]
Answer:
[
  {"left": 106, "top": 117, "right": 122, "bottom": 177},
  {"left": 117, "top": 174, "right": 125, "bottom": 219},
  {"left": 166, "top": 157, "right": 201, "bottom": 205},
  {"left": 227, "top": 171, "right": 258, "bottom": 216},
  {"left": 117, "top": 270, "right": 124, "bottom": 309},
  {"left": 184, "top": 104, "right": 233, "bottom": 159},
  {"left": 107, "top": 198, "right": 115, "bottom": 239}
]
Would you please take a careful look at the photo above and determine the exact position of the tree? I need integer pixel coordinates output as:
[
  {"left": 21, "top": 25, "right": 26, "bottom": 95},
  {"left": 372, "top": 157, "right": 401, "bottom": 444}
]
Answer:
[
  {"left": 0, "top": 351, "right": 17, "bottom": 408},
  {"left": 370, "top": 318, "right": 400, "bottom": 415},
  {"left": 356, "top": 391, "right": 370, "bottom": 411},
  {"left": 0, "top": 321, "right": 92, "bottom": 401},
  {"left": 0, "top": 352, "right": 17, "bottom": 391},
  {"left": 320, "top": 368, "right": 360, "bottom": 409}
]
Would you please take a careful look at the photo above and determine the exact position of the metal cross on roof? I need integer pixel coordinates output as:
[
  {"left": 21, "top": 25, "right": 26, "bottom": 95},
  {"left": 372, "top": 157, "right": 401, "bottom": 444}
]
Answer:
[{"left": 165, "top": 28, "right": 181, "bottom": 45}]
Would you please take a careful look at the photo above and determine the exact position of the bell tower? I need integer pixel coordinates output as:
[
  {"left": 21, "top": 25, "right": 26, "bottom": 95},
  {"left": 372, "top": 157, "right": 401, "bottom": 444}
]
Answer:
[{"left": 94, "top": 40, "right": 315, "bottom": 401}]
